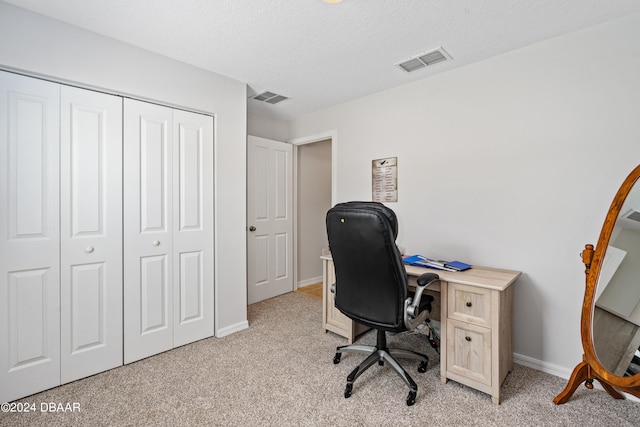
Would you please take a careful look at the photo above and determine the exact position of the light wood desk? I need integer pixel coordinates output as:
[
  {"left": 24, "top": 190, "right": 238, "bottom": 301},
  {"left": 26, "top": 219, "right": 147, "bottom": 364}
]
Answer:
[{"left": 321, "top": 255, "right": 521, "bottom": 404}]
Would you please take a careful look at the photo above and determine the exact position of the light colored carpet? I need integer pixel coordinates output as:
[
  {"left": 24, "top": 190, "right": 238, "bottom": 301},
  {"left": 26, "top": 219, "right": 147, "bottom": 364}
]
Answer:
[{"left": 2, "top": 291, "right": 640, "bottom": 426}]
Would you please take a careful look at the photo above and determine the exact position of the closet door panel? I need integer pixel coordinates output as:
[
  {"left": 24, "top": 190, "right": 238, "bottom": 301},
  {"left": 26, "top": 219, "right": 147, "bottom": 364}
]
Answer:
[
  {"left": 0, "top": 72, "right": 60, "bottom": 403},
  {"left": 124, "top": 99, "right": 174, "bottom": 363},
  {"left": 140, "top": 255, "right": 170, "bottom": 331},
  {"left": 60, "top": 86, "right": 123, "bottom": 383},
  {"left": 172, "top": 110, "right": 214, "bottom": 346}
]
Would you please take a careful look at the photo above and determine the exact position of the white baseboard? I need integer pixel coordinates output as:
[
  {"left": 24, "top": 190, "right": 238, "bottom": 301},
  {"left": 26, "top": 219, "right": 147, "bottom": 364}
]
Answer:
[
  {"left": 514, "top": 352, "right": 640, "bottom": 403},
  {"left": 514, "top": 353, "right": 573, "bottom": 379},
  {"left": 216, "top": 320, "right": 249, "bottom": 338},
  {"left": 297, "top": 276, "right": 322, "bottom": 288}
]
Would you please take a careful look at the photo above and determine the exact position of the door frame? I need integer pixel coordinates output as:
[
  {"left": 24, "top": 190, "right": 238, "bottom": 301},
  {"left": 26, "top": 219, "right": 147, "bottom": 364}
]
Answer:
[{"left": 288, "top": 130, "right": 338, "bottom": 291}]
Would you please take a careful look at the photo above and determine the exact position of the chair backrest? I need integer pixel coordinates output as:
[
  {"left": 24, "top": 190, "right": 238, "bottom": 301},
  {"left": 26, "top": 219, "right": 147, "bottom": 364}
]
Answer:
[{"left": 326, "top": 202, "right": 408, "bottom": 332}]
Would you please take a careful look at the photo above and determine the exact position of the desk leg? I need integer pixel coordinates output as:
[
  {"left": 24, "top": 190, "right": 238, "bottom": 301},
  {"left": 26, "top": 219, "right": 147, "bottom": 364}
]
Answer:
[{"left": 440, "top": 281, "right": 448, "bottom": 385}]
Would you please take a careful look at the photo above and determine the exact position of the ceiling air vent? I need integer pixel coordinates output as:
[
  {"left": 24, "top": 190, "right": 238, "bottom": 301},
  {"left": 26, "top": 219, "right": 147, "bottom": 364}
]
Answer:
[
  {"left": 251, "top": 91, "right": 288, "bottom": 104},
  {"left": 623, "top": 209, "right": 640, "bottom": 222},
  {"left": 396, "top": 47, "right": 451, "bottom": 73}
]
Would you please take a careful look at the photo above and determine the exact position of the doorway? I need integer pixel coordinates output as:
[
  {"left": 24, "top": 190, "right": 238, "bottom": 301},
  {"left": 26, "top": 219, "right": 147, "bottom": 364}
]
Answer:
[
  {"left": 290, "top": 131, "right": 336, "bottom": 293},
  {"left": 295, "top": 139, "right": 332, "bottom": 289}
]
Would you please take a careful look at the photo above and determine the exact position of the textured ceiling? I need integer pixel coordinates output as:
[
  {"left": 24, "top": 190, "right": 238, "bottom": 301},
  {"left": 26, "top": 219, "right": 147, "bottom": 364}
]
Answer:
[{"left": 5, "top": 0, "right": 640, "bottom": 121}]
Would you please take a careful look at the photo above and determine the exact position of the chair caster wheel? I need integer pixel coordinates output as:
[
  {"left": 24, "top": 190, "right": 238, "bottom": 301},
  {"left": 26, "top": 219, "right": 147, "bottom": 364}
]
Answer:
[
  {"left": 344, "top": 384, "right": 353, "bottom": 398},
  {"left": 418, "top": 361, "right": 428, "bottom": 373},
  {"left": 406, "top": 390, "right": 416, "bottom": 406},
  {"left": 333, "top": 353, "right": 341, "bottom": 364}
]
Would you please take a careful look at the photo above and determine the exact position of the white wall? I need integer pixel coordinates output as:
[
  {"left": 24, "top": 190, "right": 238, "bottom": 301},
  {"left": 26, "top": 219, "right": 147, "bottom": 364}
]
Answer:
[
  {"left": 297, "top": 140, "right": 332, "bottom": 286},
  {"left": 0, "top": 2, "right": 249, "bottom": 336},
  {"left": 248, "top": 112, "right": 289, "bottom": 142},
  {"left": 289, "top": 12, "right": 640, "bottom": 373}
]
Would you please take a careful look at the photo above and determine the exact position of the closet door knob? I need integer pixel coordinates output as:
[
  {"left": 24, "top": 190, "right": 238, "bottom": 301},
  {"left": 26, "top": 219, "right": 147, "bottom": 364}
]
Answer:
[
  {"left": 153, "top": 240, "right": 160, "bottom": 246},
  {"left": 466, "top": 302, "right": 472, "bottom": 307},
  {"left": 85, "top": 246, "right": 94, "bottom": 253},
  {"left": 465, "top": 336, "right": 472, "bottom": 342},
  {"left": 249, "top": 226, "right": 256, "bottom": 232}
]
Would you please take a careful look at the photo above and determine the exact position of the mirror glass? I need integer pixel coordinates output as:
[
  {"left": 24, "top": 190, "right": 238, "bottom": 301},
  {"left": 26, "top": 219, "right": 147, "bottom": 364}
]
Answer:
[{"left": 592, "top": 180, "right": 640, "bottom": 377}]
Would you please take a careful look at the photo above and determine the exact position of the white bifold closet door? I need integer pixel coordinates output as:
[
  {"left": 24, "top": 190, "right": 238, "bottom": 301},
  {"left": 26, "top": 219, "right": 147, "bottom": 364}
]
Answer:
[
  {"left": 59, "top": 86, "right": 123, "bottom": 383},
  {"left": 123, "top": 99, "right": 214, "bottom": 364},
  {"left": 0, "top": 72, "right": 123, "bottom": 403},
  {"left": 0, "top": 72, "right": 61, "bottom": 403}
]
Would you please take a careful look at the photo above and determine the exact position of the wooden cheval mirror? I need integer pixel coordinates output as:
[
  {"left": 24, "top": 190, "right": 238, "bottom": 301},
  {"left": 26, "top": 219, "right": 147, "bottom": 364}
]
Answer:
[{"left": 555, "top": 164, "right": 640, "bottom": 404}]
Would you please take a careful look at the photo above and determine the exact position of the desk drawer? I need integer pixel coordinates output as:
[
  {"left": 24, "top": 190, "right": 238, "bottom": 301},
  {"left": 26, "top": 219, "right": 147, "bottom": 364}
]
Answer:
[
  {"left": 446, "top": 319, "right": 492, "bottom": 386},
  {"left": 448, "top": 282, "right": 491, "bottom": 328}
]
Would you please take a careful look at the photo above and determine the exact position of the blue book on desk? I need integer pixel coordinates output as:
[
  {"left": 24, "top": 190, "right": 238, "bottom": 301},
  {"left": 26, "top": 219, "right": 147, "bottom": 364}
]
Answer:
[
  {"left": 403, "top": 255, "right": 472, "bottom": 272},
  {"left": 402, "top": 255, "right": 457, "bottom": 272},
  {"left": 444, "top": 261, "right": 472, "bottom": 271}
]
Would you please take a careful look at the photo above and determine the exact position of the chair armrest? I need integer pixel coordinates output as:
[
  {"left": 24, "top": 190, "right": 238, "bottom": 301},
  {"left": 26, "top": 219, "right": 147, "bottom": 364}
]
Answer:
[{"left": 404, "top": 273, "right": 439, "bottom": 330}]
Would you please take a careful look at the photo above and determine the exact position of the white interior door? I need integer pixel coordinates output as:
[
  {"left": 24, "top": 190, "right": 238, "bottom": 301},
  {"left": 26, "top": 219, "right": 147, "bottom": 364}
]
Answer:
[
  {"left": 172, "top": 109, "right": 214, "bottom": 347},
  {"left": 0, "top": 72, "right": 61, "bottom": 402},
  {"left": 124, "top": 99, "right": 174, "bottom": 363},
  {"left": 247, "top": 136, "right": 293, "bottom": 304},
  {"left": 60, "top": 86, "right": 123, "bottom": 382}
]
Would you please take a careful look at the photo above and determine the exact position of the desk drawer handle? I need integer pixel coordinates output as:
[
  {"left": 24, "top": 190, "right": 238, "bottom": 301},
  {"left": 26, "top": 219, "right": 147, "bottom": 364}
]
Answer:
[
  {"left": 465, "top": 336, "right": 472, "bottom": 342},
  {"left": 466, "top": 302, "right": 472, "bottom": 307}
]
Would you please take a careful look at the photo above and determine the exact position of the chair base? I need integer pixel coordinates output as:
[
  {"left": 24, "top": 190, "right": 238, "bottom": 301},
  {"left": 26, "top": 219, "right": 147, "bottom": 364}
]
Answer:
[{"left": 333, "top": 329, "right": 428, "bottom": 406}]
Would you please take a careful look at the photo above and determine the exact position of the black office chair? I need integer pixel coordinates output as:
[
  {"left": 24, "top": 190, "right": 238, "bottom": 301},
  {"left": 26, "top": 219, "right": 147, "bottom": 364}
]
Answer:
[{"left": 326, "top": 201, "right": 439, "bottom": 406}]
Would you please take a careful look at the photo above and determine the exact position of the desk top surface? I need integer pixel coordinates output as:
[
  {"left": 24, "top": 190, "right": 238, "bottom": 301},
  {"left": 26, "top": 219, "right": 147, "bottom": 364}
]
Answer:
[
  {"left": 322, "top": 255, "right": 521, "bottom": 292},
  {"left": 405, "top": 264, "right": 520, "bottom": 291}
]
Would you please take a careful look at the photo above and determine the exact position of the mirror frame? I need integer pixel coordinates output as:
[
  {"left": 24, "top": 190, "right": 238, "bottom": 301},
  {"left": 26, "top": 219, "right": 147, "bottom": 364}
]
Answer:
[{"left": 555, "top": 164, "right": 640, "bottom": 404}]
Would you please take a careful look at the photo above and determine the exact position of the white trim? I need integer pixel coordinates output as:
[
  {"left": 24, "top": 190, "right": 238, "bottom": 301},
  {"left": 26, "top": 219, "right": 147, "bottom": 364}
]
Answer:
[
  {"left": 289, "top": 131, "right": 338, "bottom": 206},
  {"left": 298, "top": 276, "right": 323, "bottom": 288},
  {"left": 288, "top": 130, "right": 337, "bottom": 145},
  {"left": 292, "top": 144, "right": 299, "bottom": 290},
  {"left": 0, "top": 66, "right": 214, "bottom": 117},
  {"left": 216, "top": 320, "right": 249, "bottom": 338},
  {"left": 513, "top": 352, "right": 640, "bottom": 402},
  {"left": 514, "top": 353, "right": 572, "bottom": 379},
  {"left": 288, "top": 130, "right": 337, "bottom": 294}
]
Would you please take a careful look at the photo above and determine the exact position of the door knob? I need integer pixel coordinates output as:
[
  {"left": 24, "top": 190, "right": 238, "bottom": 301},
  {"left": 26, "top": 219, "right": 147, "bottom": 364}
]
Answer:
[
  {"left": 153, "top": 240, "right": 160, "bottom": 246},
  {"left": 85, "top": 246, "right": 94, "bottom": 253},
  {"left": 249, "top": 226, "right": 256, "bottom": 232}
]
